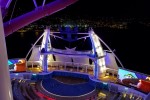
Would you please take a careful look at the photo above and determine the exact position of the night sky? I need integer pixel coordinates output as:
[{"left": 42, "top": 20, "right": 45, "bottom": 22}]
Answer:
[
  {"left": 5, "top": 0, "right": 150, "bottom": 74},
  {"left": 56, "top": 0, "right": 150, "bottom": 18}
]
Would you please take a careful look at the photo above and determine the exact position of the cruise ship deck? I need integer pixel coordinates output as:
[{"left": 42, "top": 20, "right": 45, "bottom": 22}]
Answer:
[
  {"left": 0, "top": 0, "right": 150, "bottom": 100},
  {"left": 8, "top": 27, "right": 150, "bottom": 100}
]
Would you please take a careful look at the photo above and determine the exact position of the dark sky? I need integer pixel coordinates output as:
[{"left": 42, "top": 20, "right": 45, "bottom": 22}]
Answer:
[{"left": 55, "top": 0, "right": 150, "bottom": 18}]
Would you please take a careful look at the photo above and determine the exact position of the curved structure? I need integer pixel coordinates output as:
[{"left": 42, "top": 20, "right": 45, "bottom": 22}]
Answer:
[
  {"left": 42, "top": 76, "right": 95, "bottom": 97},
  {"left": 25, "top": 28, "right": 121, "bottom": 79}
]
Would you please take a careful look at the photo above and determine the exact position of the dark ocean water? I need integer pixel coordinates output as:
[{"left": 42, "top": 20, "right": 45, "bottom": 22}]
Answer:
[{"left": 6, "top": 23, "right": 150, "bottom": 75}]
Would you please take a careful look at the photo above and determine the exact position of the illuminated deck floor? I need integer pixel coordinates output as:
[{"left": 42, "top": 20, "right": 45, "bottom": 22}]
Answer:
[{"left": 27, "top": 66, "right": 117, "bottom": 83}]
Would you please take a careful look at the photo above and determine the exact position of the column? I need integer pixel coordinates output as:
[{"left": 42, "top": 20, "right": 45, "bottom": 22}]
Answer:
[
  {"left": 42, "top": 55, "right": 48, "bottom": 72},
  {"left": 0, "top": 8, "right": 13, "bottom": 100},
  {"left": 85, "top": 66, "right": 87, "bottom": 73},
  {"left": 94, "top": 60, "right": 99, "bottom": 79}
]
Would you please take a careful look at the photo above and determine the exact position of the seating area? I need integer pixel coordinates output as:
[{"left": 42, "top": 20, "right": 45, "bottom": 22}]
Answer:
[
  {"left": 10, "top": 70, "right": 147, "bottom": 100},
  {"left": 11, "top": 78, "right": 55, "bottom": 100},
  {"left": 11, "top": 79, "right": 26, "bottom": 100}
]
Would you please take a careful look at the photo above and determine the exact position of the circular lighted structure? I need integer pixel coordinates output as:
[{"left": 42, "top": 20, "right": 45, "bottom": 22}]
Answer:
[
  {"left": 42, "top": 73, "right": 95, "bottom": 96},
  {"left": 32, "top": 71, "right": 107, "bottom": 100}
]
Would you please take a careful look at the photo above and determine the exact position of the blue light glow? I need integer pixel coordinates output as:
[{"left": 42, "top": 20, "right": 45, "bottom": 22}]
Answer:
[
  {"left": 125, "top": 87, "right": 128, "bottom": 90},
  {"left": 8, "top": 60, "right": 13, "bottom": 65},
  {"left": 118, "top": 69, "right": 137, "bottom": 81},
  {"left": 32, "top": 74, "right": 37, "bottom": 76},
  {"left": 15, "top": 73, "right": 18, "bottom": 76},
  {"left": 103, "top": 82, "right": 108, "bottom": 85}
]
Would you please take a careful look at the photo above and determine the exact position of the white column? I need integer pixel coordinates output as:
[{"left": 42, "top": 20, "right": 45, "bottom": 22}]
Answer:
[
  {"left": 86, "top": 66, "right": 87, "bottom": 73},
  {"left": 94, "top": 60, "right": 99, "bottom": 79},
  {"left": 41, "top": 28, "right": 50, "bottom": 72},
  {"left": 0, "top": 8, "right": 13, "bottom": 100}
]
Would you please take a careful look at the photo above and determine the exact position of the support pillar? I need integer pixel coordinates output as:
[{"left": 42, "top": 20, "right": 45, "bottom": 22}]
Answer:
[
  {"left": 42, "top": 55, "right": 48, "bottom": 72},
  {"left": 89, "top": 29, "right": 106, "bottom": 79},
  {"left": 0, "top": 8, "right": 13, "bottom": 100},
  {"left": 86, "top": 66, "right": 87, "bottom": 73},
  {"left": 41, "top": 28, "right": 50, "bottom": 72},
  {"left": 94, "top": 60, "right": 99, "bottom": 79}
]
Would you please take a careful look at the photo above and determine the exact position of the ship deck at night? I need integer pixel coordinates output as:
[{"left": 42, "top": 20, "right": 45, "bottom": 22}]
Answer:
[
  {"left": 8, "top": 28, "right": 149, "bottom": 100},
  {"left": 1, "top": 0, "right": 150, "bottom": 100}
]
